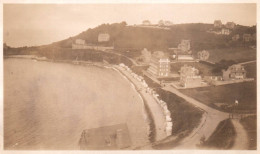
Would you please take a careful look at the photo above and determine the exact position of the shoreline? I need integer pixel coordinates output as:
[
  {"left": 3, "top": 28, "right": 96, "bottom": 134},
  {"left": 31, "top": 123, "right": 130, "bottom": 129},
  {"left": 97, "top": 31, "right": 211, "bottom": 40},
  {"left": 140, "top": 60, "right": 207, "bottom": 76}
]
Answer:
[
  {"left": 108, "top": 66, "right": 155, "bottom": 144},
  {"left": 4, "top": 56, "right": 154, "bottom": 149}
]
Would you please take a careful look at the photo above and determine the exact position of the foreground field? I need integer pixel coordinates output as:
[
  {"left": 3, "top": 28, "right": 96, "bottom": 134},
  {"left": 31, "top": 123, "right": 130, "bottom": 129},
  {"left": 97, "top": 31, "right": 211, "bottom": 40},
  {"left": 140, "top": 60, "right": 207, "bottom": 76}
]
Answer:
[
  {"left": 180, "top": 81, "right": 256, "bottom": 113},
  {"left": 4, "top": 58, "right": 149, "bottom": 150},
  {"left": 201, "top": 119, "right": 236, "bottom": 149}
]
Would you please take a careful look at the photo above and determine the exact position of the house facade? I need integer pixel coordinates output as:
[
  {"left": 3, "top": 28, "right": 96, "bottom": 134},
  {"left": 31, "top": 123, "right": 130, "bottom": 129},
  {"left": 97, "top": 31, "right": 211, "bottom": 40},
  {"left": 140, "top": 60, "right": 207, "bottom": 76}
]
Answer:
[
  {"left": 214, "top": 20, "right": 222, "bottom": 28},
  {"left": 225, "top": 22, "right": 236, "bottom": 29},
  {"left": 222, "top": 64, "right": 247, "bottom": 81},
  {"left": 221, "top": 28, "right": 230, "bottom": 35},
  {"left": 232, "top": 34, "right": 240, "bottom": 41},
  {"left": 179, "top": 65, "right": 202, "bottom": 88},
  {"left": 243, "top": 34, "right": 252, "bottom": 42},
  {"left": 98, "top": 33, "right": 110, "bottom": 42},
  {"left": 147, "top": 51, "right": 171, "bottom": 77}
]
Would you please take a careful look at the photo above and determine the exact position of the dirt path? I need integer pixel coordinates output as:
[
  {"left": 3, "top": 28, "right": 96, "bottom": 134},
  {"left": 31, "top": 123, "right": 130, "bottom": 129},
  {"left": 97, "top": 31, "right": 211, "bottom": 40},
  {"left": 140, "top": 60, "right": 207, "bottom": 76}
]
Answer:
[
  {"left": 163, "top": 86, "right": 229, "bottom": 149},
  {"left": 231, "top": 119, "right": 249, "bottom": 150},
  {"left": 237, "top": 60, "right": 256, "bottom": 65}
]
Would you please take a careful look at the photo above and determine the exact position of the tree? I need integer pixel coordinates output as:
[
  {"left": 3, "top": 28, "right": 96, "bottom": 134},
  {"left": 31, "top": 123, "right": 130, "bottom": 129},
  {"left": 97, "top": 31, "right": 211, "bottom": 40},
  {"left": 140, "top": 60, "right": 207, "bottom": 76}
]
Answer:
[
  {"left": 197, "top": 50, "right": 210, "bottom": 60},
  {"left": 142, "top": 20, "right": 151, "bottom": 25}
]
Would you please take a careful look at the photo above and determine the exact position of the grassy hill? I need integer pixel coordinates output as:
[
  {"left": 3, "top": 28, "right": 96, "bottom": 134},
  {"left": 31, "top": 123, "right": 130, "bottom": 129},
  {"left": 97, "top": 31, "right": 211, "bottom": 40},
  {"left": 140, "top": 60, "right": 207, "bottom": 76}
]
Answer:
[{"left": 49, "top": 22, "right": 256, "bottom": 51}]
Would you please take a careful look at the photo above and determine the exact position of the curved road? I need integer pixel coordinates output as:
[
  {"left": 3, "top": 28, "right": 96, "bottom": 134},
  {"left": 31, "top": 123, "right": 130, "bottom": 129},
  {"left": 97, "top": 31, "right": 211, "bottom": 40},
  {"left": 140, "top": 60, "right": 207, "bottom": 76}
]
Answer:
[{"left": 163, "top": 86, "right": 229, "bottom": 149}]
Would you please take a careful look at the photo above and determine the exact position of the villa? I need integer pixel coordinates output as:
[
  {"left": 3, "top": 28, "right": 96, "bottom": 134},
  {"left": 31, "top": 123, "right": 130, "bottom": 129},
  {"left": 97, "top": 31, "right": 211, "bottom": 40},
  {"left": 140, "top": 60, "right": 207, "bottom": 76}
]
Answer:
[
  {"left": 179, "top": 65, "right": 202, "bottom": 88},
  {"left": 222, "top": 64, "right": 247, "bottom": 81}
]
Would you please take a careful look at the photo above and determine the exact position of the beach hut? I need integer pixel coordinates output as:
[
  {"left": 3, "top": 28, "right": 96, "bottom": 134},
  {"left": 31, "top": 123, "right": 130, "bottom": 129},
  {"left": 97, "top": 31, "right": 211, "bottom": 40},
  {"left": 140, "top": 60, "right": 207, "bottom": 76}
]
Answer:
[{"left": 166, "top": 115, "right": 172, "bottom": 122}]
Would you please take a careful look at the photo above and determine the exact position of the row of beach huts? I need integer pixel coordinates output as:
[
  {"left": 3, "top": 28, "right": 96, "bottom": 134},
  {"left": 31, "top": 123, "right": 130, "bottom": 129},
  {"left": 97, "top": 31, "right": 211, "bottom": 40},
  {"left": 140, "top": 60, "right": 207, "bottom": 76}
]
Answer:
[{"left": 118, "top": 63, "right": 173, "bottom": 137}]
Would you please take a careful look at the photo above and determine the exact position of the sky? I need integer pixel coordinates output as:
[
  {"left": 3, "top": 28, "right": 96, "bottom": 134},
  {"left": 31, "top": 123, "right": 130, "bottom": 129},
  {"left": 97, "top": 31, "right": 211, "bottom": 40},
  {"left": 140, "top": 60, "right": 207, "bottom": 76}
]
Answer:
[{"left": 3, "top": 3, "right": 257, "bottom": 47}]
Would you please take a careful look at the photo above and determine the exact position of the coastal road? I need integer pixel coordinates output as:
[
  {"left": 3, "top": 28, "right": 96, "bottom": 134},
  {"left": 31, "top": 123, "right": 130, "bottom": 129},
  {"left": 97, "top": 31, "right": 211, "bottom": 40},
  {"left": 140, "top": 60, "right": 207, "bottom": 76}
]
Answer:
[
  {"left": 163, "top": 86, "right": 229, "bottom": 149},
  {"left": 101, "top": 50, "right": 140, "bottom": 66},
  {"left": 237, "top": 60, "right": 256, "bottom": 65}
]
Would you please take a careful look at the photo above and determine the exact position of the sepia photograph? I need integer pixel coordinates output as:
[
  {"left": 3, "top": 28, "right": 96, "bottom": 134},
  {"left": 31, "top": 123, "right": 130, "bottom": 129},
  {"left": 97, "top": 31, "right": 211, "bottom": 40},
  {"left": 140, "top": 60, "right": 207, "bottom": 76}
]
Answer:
[{"left": 1, "top": 0, "right": 258, "bottom": 152}]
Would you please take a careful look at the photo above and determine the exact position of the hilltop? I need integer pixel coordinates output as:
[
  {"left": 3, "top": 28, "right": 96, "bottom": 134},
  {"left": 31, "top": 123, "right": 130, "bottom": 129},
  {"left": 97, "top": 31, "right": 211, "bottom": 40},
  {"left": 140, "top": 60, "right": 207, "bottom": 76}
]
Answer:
[
  {"left": 50, "top": 22, "right": 256, "bottom": 50},
  {"left": 4, "top": 22, "right": 256, "bottom": 63}
]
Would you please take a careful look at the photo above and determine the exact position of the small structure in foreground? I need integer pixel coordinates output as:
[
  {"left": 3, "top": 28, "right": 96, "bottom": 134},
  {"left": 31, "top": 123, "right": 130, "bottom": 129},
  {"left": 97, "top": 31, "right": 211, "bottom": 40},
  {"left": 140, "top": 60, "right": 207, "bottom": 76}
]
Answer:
[
  {"left": 222, "top": 64, "right": 247, "bottom": 81},
  {"left": 147, "top": 51, "right": 171, "bottom": 77},
  {"left": 78, "top": 123, "right": 131, "bottom": 150},
  {"left": 179, "top": 65, "right": 202, "bottom": 88}
]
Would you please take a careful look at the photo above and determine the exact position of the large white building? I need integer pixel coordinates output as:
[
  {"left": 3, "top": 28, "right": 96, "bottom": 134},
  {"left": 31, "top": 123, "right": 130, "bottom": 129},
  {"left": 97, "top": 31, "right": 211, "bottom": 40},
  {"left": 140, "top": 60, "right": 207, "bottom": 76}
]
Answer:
[{"left": 147, "top": 51, "right": 171, "bottom": 77}]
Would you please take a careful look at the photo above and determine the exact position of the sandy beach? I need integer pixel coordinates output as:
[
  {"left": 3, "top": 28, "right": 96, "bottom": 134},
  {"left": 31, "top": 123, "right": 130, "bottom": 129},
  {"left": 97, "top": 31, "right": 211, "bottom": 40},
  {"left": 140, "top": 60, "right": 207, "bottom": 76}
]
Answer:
[{"left": 4, "top": 58, "right": 149, "bottom": 150}]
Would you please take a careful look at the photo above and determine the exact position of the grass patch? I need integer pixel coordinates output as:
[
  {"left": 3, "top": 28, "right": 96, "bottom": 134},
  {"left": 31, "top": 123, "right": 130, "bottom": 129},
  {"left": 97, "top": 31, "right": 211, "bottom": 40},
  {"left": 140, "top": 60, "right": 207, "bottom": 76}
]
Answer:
[
  {"left": 201, "top": 119, "right": 236, "bottom": 149},
  {"left": 207, "top": 47, "right": 256, "bottom": 63},
  {"left": 131, "top": 65, "right": 149, "bottom": 76},
  {"left": 240, "top": 115, "right": 257, "bottom": 150},
  {"left": 180, "top": 81, "right": 256, "bottom": 113}
]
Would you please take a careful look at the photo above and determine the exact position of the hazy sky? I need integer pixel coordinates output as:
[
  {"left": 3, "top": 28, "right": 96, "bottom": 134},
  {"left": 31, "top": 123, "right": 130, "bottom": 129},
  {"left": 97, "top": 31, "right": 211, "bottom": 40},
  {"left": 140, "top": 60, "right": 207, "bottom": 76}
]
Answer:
[{"left": 4, "top": 3, "right": 256, "bottom": 47}]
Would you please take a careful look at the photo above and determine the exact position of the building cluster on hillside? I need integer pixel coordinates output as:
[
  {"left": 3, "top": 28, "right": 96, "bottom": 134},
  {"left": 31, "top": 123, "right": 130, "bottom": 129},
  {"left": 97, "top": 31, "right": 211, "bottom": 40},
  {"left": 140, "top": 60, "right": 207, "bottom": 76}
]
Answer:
[
  {"left": 208, "top": 20, "right": 236, "bottom": 35},
  {"left": 142, "top": 36, "right": 253, "bottom": 88},
  {"left": 214, "top": 20, "right": 236, "bottom": 29},
  {"left": 72, "top": 33, "right": 114, "bottom": 51},
  {"left": 230, "top": 33, "right": 256, "bottom": 42}
]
